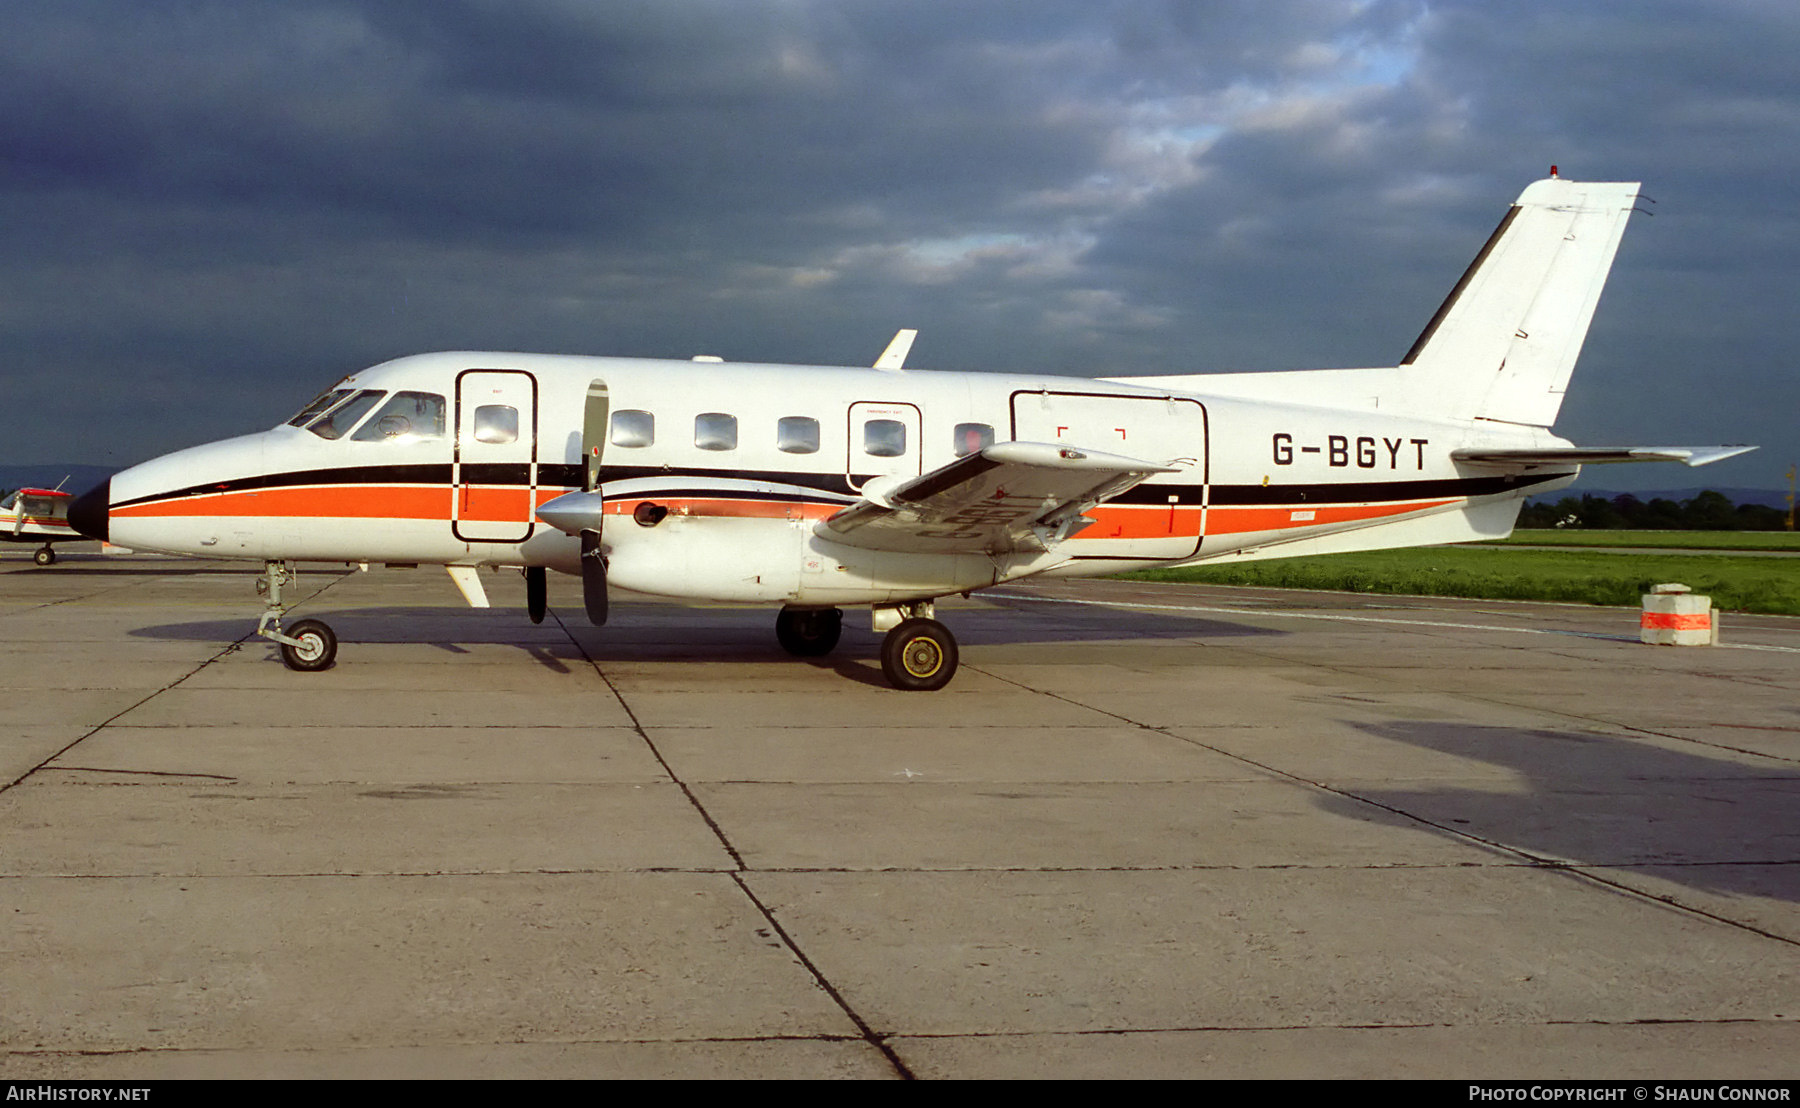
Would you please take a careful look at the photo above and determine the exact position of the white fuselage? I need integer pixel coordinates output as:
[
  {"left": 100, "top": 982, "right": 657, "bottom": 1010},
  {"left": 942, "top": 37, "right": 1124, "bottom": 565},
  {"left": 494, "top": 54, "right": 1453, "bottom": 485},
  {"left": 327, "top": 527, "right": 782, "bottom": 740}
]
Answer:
[{"left": 96, "top": 350, "right": 1574, "bottom": 605}]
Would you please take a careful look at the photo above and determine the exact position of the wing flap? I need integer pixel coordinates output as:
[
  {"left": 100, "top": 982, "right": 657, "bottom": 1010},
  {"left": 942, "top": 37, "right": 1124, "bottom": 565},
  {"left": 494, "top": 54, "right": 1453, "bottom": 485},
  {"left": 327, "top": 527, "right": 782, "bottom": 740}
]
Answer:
[{"left": 818, "top": 441, "right": 1180, "bottom": 555}]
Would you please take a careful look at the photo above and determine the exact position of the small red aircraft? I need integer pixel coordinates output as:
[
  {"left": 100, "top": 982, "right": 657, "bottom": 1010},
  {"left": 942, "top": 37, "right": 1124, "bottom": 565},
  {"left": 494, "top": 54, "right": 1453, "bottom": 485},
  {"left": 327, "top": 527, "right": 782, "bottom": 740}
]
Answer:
[{"left": 2, "top": 486, "right": 80, "bottom": 565}]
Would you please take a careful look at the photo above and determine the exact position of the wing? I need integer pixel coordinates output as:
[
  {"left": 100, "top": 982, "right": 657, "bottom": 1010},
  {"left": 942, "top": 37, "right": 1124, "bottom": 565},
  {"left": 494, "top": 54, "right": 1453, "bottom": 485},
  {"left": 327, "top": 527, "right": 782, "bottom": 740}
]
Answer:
[
  {"left": 1452, "top": 445, "right": 1757, "bottom": 467},
  {"left": 817, "top": 441, "right": 1180, "bottom": 555}
]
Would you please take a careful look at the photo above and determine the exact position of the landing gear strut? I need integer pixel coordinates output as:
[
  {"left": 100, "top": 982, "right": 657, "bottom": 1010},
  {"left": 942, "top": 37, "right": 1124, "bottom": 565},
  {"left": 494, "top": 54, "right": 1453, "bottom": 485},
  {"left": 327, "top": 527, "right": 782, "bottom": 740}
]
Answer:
[
  {"left": 256, "top": 560, "right": 337, "bottom": 672},
  {"left": 33, "top": 545, "right": 55, "bottom": 566},
  {"left": 776, "top": 607, "right": 843, "bottom": 656}
]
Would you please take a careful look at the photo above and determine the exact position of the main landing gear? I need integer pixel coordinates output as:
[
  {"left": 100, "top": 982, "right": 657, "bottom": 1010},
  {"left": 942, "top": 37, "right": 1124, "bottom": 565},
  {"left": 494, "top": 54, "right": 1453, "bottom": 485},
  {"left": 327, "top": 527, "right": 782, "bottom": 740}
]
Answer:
[
  {"left": 775, "top": 602, "right": 960, "bottom": 692},
  {"left": 257, "top": 560, "right": 337, "bottom": 672},
  {"left": 775, "top": 606, "right": 843, "bottom": 657},
  {"left": 33, "top": 545, "right": 56, "bottom": 566}
]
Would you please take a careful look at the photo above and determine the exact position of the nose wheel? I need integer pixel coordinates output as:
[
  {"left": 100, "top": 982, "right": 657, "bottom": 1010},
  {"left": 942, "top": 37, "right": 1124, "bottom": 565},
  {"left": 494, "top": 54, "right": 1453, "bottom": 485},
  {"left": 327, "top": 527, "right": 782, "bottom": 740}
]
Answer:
[
  {"left": 278, "top": 619, "right": 338, "bottom": 671},
  {"left": 255, "top": 560, "right": 338, "bottom": 672}
]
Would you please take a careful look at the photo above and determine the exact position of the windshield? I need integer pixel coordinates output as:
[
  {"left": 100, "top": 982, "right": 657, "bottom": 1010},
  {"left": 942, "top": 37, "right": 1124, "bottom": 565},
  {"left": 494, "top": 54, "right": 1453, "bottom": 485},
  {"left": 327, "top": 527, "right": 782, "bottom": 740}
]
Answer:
[
  {"left": 286, "top": 387, "right": 355, "bottom": 428},
  {"left": 306, "top": 390, "right": 386, "bottom": 440}
]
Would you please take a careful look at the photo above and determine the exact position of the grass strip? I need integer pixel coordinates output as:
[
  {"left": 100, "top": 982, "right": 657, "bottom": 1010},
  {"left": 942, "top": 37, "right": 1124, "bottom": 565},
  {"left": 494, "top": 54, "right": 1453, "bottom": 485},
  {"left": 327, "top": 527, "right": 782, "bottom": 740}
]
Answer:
[
  {"left": 1122, "top": 546, "right": 1800, "bottom": 616},
  {"left": 1500, "top": 530, "right": 1800, "bottom": 551}
]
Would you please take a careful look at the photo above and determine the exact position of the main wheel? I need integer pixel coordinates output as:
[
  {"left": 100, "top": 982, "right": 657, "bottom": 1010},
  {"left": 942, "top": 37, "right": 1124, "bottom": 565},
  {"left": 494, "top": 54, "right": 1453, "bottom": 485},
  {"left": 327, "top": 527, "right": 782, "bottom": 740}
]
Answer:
[
  {"left": 880, "top": 618, "right": 958, "bottom": 691},
  {"left": 776, "top": 607, "right": 843, "bottom": 657},
  {"left": 34, "top": 546, "right": 55, "bottom": 566},
  {"left": 279, "top": 618, "right": 337, "bottom": 672}
]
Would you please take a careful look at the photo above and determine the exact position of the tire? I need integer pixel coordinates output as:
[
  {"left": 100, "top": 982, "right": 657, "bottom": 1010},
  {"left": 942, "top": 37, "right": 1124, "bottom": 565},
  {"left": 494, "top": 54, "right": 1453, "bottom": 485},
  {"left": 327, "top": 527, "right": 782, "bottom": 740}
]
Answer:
[
  {"left": 279, "top": 618, "right": 338, "bottom": 672},
  {"left": 776, "top": 607, "right": 842, "bottom": 657},
  {"left": 34, "top": 547, "right": 55, "bottom": 566},
  {"left": 880, "top": 618, "right": 958, "bottom": 691}
]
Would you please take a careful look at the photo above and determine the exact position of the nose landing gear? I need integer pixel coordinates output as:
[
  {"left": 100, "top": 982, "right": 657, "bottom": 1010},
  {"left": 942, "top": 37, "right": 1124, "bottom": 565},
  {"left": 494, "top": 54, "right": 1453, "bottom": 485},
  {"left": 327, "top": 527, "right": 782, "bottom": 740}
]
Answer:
[{"left": 256, "top": 560, "right": 337, "bottom": 672}]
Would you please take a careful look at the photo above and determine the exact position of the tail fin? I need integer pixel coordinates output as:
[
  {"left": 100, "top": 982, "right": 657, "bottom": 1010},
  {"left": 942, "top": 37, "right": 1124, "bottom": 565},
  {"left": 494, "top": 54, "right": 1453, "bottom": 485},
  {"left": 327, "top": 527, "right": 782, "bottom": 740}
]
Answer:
[{"left": 1401, "top": 175, "right": 1642, "bottom": 427}]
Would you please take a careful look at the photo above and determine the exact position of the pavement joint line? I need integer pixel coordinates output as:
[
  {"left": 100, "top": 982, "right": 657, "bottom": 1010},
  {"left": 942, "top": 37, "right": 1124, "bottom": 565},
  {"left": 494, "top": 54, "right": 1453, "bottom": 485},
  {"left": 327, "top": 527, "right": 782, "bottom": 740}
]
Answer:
[
  {"left": 987, "top": 591, "right": 1800, "bottom": 653},
  {"left": 548, "top": 606, "right": 745, "bottom": 871},
  {"left": 6, "top": 859, "right": 1793, "bottom": 881},
  {"left": 549, "top": 608, "right": 913, "bottom": 1079},
  {"left": 1561, "top": 865, "right": 1800, "bottom": 949},
  {"left": 730, "top": 872, "right": 916, "bottom": 1080},
  {"left": 2, "top": 1016, "right": 1787, "bottom": 1062},
  {"left": 1, "top": 569, "right": 353, "bottom": 796},
  {"left": 967, "top": 663, "right": 1800, "bottom": 949}
]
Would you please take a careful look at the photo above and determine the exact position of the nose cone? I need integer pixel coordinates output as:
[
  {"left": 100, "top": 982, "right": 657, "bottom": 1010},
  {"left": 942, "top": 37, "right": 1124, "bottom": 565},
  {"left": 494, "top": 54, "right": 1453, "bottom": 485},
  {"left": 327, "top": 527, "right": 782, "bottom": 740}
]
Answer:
[{"left": 68, "top": 479, "right": 110, "bottom": 543}]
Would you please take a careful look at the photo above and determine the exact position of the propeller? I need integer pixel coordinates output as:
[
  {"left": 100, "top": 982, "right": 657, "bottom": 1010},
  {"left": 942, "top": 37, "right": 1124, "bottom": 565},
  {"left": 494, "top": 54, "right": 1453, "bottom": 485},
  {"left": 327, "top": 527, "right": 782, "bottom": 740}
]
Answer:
[
  {"left": 581, "top": 528, "right": 608, "bottom": 625},
  {"left": 525, "top": 566, "right": 546, "bottom": 624},
  {"left": 581, "top": 378, "right": 609, "bottom": 626}
]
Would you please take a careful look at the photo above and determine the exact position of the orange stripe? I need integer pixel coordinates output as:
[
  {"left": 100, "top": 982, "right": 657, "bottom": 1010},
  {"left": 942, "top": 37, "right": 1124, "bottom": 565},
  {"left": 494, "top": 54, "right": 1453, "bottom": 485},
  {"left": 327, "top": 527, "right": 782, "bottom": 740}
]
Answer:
[
  {"left": 1203, "top": 499, "right": 1456, "bottom": 536},
  {"left": 1079, "top": 504, "right": 1203, "bottom": 540},
  {"left": 602, "top": 496, "right": 844, "bottom": 522},
  {"left": 1641, "top": 611, "right": 1711, "bottom": 630}
]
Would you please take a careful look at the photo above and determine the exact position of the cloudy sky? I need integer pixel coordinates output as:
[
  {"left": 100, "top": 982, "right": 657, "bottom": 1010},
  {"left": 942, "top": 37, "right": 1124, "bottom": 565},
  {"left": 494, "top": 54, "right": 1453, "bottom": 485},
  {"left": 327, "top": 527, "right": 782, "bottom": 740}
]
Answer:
[{"left": 4, "top": 0, "right": 1795, "bottom": 493}]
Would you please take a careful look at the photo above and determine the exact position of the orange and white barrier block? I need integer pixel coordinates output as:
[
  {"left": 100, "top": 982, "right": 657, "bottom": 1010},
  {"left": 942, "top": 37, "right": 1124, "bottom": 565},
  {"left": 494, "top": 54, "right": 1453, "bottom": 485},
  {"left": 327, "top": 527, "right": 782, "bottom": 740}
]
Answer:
[{"left": 1640, "top": 583, "right": 1717, "bottom": 646}]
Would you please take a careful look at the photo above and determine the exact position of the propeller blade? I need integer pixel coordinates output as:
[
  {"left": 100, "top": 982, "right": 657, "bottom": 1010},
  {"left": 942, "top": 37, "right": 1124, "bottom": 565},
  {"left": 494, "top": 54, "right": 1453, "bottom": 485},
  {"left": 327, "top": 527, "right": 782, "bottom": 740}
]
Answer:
[
  {"left": 584, "top": 380, "right": 608, "bottom": 493},
  {"left": 525, "top": 565, "right": 546, "bottom": 625},
  {"left": 580, "top": 529, "right": 608, "bottom": 626}
]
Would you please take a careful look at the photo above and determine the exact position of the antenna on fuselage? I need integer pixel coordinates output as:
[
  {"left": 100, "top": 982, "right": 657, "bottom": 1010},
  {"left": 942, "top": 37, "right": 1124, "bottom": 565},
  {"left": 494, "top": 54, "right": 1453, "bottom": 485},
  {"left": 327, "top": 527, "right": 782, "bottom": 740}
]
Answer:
[{"left": 874, "top": 329, "right": 918, "bottom": 371}]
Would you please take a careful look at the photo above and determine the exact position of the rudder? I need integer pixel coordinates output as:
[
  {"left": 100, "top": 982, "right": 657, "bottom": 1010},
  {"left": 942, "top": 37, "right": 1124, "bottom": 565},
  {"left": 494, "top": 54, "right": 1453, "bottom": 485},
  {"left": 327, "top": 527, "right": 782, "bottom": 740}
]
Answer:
[{"left": 1401, "top": 175, "right": 1642, "bottom": 427}]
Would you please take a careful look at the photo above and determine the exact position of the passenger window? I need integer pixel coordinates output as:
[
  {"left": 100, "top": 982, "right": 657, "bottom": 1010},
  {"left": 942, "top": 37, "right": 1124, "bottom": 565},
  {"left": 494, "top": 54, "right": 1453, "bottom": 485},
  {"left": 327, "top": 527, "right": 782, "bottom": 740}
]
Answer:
[
  {"left": 695, "top": 413, "right": 737, "bottom": 451},
  {"left": 473, "top": 404, "right": 519, "bottom": 444},
  {"left": 352, "top": 391, "right": 445, "bottom": 442},
  {"left": 777, "top": 416, "right": 820, "bottom": 454},
  {"left": 953, "top": 422, "right": 995, "bottom": 457},
  {"left": 287, "top": 388, "right": 354, "bottom": 428},
  {"left": 308, "top": 390, "right": 385, "bottom": 440},
  {"left": 610, "top": 410, "right": 655, "bottom": 448},
  {"left": 863, "top": 419, "right": 906, "bottom": 458}
]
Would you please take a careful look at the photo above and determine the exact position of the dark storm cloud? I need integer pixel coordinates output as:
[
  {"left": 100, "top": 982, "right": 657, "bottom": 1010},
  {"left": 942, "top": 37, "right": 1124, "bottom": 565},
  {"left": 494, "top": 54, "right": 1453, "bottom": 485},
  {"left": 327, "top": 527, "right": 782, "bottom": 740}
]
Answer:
[{"left": 0, "top": 0, "right": 1793, "bottom": 491}]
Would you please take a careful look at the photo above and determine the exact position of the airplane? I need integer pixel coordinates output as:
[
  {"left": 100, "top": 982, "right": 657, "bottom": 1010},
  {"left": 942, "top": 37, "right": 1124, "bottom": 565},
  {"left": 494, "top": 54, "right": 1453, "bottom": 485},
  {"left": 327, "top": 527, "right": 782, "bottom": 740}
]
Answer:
[
  {"left": 2, "top": 484, "right": 80, "bottom": 565},
  {"left": 65, "top": 173, "right": 1753, "bottom": 689}
]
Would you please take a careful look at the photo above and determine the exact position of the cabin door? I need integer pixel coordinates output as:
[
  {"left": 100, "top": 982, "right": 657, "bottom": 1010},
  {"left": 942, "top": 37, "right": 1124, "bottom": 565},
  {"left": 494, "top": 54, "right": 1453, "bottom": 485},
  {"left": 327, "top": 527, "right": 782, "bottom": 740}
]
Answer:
[
  {"left": 1010, "top": 390, "right": 1209, "bottom": 560},
  {"left": 453, "top": 368, "right": 539, "bottom": 544},
  {"left": 845, "top": 401, "right": 923, "bottom": 492}
]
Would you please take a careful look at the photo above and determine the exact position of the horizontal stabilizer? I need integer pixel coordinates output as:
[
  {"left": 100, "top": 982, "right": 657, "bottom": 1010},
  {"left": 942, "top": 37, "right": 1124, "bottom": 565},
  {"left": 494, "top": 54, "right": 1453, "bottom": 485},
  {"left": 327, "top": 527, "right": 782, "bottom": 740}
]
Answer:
[{"left": 1452, "top": 445, "right": 1757, "bottom": 468}]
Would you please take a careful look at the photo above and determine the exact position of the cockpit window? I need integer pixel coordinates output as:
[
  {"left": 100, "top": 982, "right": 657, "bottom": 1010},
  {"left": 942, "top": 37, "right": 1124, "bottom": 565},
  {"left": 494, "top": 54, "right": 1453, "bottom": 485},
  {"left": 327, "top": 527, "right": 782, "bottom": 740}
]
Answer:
[
  {"left": 352, "top": 391, "right": 446, "bottom": 443},
  {"left": 286, "top": 388, "right": 355, "bottom": 428},
  {"left": 307, "top": 390, "right": 385, "bottom": 440}
]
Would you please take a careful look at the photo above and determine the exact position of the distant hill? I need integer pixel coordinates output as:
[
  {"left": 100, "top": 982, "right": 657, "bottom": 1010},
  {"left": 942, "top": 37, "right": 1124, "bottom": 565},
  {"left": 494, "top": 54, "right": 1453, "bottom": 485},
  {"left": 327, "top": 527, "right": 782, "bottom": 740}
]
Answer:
[{"left": 0, "top": 465, "right": 117, "bottom": 495}]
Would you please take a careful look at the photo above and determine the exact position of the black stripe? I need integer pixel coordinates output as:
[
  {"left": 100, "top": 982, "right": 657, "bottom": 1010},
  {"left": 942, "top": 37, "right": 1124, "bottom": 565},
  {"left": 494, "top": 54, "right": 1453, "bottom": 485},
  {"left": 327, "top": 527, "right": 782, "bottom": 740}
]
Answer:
[
  {"left": 111, "top": 464, "right": 455, "bottom": 510},
  {"left": 114, "top": 460, "right": 1569, "bottom": 514},
  {"left": 1205, "top": 471, "right": 1566, "bottom": 506}
]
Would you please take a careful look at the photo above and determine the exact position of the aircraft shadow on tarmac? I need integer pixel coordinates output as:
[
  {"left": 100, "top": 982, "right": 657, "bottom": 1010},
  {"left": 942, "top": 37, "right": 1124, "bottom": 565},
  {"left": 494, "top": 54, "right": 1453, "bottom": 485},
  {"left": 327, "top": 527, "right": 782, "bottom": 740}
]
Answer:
[
  {"left": 1318, "top": 719, "right": 1800, "bottom": 906},
  {"left": 125, "top": 601, "right": 1285, "bottom": 656}
]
